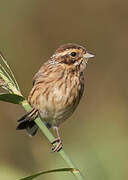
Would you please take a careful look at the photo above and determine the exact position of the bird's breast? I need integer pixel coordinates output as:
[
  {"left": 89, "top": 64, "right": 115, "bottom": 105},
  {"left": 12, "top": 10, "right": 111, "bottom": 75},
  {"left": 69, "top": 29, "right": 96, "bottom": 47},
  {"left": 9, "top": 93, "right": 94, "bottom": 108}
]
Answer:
[{"left": 29, "top": 70, "right": 85, "bottom": 126}]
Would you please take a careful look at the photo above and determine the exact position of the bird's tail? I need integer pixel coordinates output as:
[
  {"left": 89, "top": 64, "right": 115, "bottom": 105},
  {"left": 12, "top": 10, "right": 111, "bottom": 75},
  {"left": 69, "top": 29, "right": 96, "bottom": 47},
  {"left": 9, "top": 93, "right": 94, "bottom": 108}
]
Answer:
[{"left": 16, "top": 108, "right": 39, "bottom": 136}]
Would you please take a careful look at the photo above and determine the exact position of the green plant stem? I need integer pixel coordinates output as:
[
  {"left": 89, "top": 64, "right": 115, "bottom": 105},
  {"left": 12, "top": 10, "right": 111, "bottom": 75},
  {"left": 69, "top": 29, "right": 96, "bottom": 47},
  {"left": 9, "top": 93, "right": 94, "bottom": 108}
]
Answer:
[{"left": 21, "top": 100, "right": 85, "bottom": 180}]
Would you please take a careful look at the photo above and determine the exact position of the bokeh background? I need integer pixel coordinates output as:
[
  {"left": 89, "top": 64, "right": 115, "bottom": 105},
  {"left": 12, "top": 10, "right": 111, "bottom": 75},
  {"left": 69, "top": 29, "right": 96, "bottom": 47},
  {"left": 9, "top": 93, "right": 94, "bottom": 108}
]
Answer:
[{"left": 0, "top": 0, "right": 128, "bottom": 179}]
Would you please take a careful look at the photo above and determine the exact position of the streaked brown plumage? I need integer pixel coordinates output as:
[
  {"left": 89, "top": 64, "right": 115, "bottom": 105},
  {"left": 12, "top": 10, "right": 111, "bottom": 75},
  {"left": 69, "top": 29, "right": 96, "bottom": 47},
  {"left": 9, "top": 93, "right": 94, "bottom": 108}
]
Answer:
[{"left": 17, "top": 43, "right": 94, "bottom": 152}]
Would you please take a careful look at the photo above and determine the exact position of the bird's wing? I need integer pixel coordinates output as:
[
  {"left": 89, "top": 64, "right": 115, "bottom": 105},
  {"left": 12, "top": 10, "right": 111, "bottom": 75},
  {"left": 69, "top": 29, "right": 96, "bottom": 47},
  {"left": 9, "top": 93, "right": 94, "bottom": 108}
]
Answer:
[{"left": 32, "top": 63, "right": 47, "bottom": 86}]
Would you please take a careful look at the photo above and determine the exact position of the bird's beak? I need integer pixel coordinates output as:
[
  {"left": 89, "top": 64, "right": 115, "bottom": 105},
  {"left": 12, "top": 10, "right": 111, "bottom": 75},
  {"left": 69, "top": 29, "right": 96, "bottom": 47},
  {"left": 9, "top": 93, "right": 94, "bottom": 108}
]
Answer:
[{"left": 84, "top": 52, "right": 95, "bottom": 59}]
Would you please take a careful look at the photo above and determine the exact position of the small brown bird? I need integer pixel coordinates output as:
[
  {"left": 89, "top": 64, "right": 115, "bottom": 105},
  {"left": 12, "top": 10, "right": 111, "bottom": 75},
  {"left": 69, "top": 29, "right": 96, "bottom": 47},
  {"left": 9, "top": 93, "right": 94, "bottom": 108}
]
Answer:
[{"left": 17, "top": 43, "right": 94, "bottom": 152}]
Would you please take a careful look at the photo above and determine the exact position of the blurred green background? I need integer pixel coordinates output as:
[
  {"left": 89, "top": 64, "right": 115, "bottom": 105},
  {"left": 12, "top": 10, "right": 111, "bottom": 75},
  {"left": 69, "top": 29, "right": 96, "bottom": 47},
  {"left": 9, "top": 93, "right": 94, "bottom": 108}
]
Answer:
[{"left": 0, "top": 0, "right": 128, "bottom": 179}]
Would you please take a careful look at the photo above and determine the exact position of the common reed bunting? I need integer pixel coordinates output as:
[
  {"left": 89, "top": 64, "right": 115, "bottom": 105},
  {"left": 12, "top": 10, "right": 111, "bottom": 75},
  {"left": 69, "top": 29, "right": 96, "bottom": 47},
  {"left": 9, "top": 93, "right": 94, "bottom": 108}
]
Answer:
[{"left": 17, "top": 43, "right": 94, "bottom": 152}]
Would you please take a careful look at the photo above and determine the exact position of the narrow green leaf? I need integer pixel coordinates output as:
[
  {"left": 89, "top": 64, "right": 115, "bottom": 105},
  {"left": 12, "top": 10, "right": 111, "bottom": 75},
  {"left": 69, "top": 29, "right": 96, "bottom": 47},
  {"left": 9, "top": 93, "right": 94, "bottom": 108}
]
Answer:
[
  {"left": 20, "top": 168, "right": 76, "bottom": 180},
  {"left": 0, "top": 94, "right": 25, "bottom": 104},
  {"left": 0, "top": 52, "right": 20, "bottom": 91}
]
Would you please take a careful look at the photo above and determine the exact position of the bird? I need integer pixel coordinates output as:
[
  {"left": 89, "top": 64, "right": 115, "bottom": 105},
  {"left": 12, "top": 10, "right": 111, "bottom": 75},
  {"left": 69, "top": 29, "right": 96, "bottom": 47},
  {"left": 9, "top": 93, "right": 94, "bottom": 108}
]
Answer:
[{"left": 16, "top": 43, "right": 94, "bottom": 152}]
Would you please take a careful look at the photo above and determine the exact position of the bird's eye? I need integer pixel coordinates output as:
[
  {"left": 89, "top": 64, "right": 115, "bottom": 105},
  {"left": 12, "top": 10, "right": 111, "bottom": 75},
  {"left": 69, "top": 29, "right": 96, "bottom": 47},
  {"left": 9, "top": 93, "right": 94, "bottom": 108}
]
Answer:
[{"left": 70, "top": 52, "right": 76, "bottom": 57}]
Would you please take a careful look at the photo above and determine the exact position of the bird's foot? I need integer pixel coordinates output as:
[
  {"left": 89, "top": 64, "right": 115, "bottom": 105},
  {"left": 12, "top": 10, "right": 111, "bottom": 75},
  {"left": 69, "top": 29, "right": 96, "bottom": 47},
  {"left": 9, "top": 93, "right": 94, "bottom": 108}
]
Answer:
[{"left": 51, "top": 137, "right": 62, "bottom": 152}]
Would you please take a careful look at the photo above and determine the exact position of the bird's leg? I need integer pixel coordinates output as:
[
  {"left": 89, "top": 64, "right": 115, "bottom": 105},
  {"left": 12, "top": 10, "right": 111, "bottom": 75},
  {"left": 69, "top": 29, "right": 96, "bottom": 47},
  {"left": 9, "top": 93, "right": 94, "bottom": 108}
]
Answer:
[{"left": 51, "top": 127, "right": 62, "bottom": 152}]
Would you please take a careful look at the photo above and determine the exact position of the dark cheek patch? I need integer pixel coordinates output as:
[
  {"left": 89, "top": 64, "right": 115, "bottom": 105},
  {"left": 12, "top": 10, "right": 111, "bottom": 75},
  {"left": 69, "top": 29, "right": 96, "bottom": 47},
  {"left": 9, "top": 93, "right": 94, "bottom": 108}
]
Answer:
[
  {"left": 63, "top": 58, "right": 75, "bottom": 65},
  {"left": 61, "top": 54, "right": 81, "bottom": 65}
]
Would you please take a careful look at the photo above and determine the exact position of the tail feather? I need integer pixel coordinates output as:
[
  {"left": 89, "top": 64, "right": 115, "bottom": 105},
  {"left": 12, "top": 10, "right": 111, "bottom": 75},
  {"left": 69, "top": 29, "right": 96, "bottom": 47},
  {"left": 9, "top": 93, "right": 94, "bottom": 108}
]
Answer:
[
  {"left": 17, "top": 112, "right": 31, "bottom": 122},
  {"left": 17, "top": 108, "right": 38, "bottom": 122},
  {"left": 26, "top": 121, "right": 38, "bottom": 136},
  {"left": 17, "top": 108, "right": 39, "bottom": 136},
  {"left": 16, "top": 121, "right": 30, "bottom": 130}
]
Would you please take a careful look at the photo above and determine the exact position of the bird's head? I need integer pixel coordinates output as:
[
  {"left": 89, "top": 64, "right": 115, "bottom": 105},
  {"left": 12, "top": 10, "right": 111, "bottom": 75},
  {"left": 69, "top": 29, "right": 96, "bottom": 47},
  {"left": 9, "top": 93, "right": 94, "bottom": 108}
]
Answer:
[{"left": 52, "top": 43, "right": 94, "bottom": 72}]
